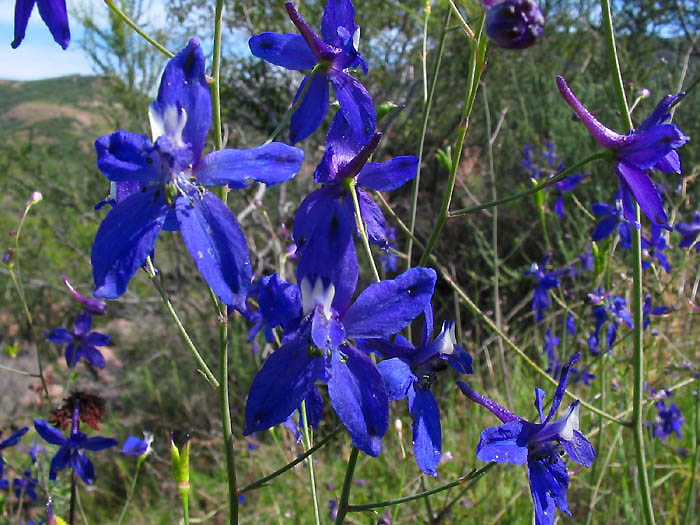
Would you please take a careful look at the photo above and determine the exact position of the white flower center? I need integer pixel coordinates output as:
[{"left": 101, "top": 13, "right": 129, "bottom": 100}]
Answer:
[{"left": 300, "top": 277, "right": 335, "bottom": 320}]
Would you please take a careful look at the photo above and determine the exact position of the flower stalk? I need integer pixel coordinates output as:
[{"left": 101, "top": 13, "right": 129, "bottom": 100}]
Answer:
[{"left": 600, "top": 1, "right": 655, "bottom": 523}]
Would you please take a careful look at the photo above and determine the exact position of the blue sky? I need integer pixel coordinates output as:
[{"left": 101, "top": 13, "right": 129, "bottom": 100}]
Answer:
[
  {"left": 0, "top": 0, "right": 94, "bottom": 80},
  {"left": 0, "top": 0, "right": 172, "bottom": 81}
]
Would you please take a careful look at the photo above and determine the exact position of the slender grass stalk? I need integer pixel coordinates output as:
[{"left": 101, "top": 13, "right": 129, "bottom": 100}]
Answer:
[
  {"left": 418, "top": 15, "right": 486, "bottom": 267},
  {"left": 103, "top": 0, "right": 174, "bottom": 58},
  {"left": 144, "top": 258, "right": 219, "bottom": 388},
  {"left": 212, "top": 0, "right": 226, "bottom": 203},
  {"left": 334, "top": 447, "right": 360, "bottom": 524},
  {"left": 300, "top": 401, "right": 321, "bottom": 525},
  {"left": 600, "top": 1, "right": 655, "bottom": 522},
  {"left": 218, "top": 313, "right": 238, "bottom": 524},
  {"left": 347, "top": 179, "right": 380, "bottom": 282},
  {"left": 347, "top": 463, "right": 495, "bottom": 512},
  {"left": 682, "top": 375, "right": 699, "bottom": 525},
  {"left": 406, "top": 8, "right": 450, "bottom": 270},
  {"left": 69, "top": 470, "right": 77, "bottom": 525},
  {"left": 239, "top": 426, "right": 343, "bottom": 494},
  {"left": 116, "top": 457, "right": 145, "bottom": 525},
  {"left": 448, "top": 151, "right": 609, "bottom": 217}
]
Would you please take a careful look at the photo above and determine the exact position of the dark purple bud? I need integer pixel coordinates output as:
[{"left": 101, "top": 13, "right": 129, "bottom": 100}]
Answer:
[
  {"left": 2, "top": 248, "right": 14, "bottom": 266},
  {"left": 485, "top": 0, "right": 545, "bottom": 50},
  {"left": 62, "top": 276, "right": 108, "bottom": 315}
]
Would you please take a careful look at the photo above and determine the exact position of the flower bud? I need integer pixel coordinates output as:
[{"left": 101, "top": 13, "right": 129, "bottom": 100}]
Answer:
[
  {"left": 484, "top": 0, "right": 545, "bottom": 50},
  {"left": 170, "top": 432, "right": 191, "bottom": 498},
  {"left": 26, "top": 191, "right": 43, "bottom": 206}
]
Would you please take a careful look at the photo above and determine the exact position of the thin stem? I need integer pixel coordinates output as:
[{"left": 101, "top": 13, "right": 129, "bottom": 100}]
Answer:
[
  {"left": 239, "top": 426, "right": 343, "bottom": 494},
  {"left": 69, "top": 469, "right": 77, "bottom": 525},
  {"left": 418, "top": 15, "right": 486, "bottom": 267},
  {"left": 212, "top": 0, "right": 226, "bottom": 202},
  {"left": 683, "top": 375, "right": 699, "bottom": 525},
  {"left": 447, "top": 0, "right": 476, "bottom": 40},
  {"left": 218, "top": 312, "right": 238, "bottom": 524},
  {"left": 116, "top": 457, "right": 144, "bottom": 525},
  {"left": 601, "top": 1, "right": 654, "bottom": 522},
  {"left": 348, "top": 180, "right": 381, "bottom": 282},
  {"left": 448, "top": 151, "right": 609, "bottom": 217},
  {"left": 347, "top": 463, "right": 495, "bottom": 512},
  {"left": 103, "top": 0, "right": 173, "bottom": 58},
  {"left": 406, "top": 8, "right": 449, "bottom": 269},
  {"left": 145, "top": 258, "right": 218, "bottom": 388},
  {"left": 300, "top": 401, "right": 321, "bottom": 525},
  {"left": 264, "top": 65, "right": 321, "bottom": 145},
  {"left": 334, "top": 447, "right": 360, "bottom": 524}
]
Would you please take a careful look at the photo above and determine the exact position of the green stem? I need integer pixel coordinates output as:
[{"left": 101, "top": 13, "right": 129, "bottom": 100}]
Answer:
[
  {"left": 683, "top": 374, "right": 700, "bottom": 525},
  {"left": 334, "top": 447, "right": 360, "bottom": 525},
  {"left": 218, "top": 313, "right": 238, "bottom": 524},
  {"left": 448, "top": 151, "right": 609, "bottom": 217},
  {"left": 212, "top": 0, "right": 226, "bottom": 202},
  {"left": 145, "top": 258, "right": 219, "bottom": 388},
  {"left": 418, "top": 15, "right": 486, "bottom": 267},
  {"left": 406, "top": 8, "right": 449, "bottom": 270},
  {"left": 300, "top": 401, "right": 321, "bottom": 525},
  {"left": 239, "top": 426, "right": 343, "bottom": 494},
  {"left": 347, "top": 463, "right": 495, "bottom": 512},
  {"left": 265, "top": 65, "right": 321, "bottom": 144},
  {"left": 600, "top": 1, "right": 654, "bottom": 522},
  {"left": 103, "top": 0, "right": 173, "bottom": 58},
  {"left": 116, "top": 457, "right": 144, "bottom": 525},
  {"left": 347, "top": 179, "right": 380, "bottom": 282},
  {"left": 181, "top": 491, "right": 190, "bottom": 525}
]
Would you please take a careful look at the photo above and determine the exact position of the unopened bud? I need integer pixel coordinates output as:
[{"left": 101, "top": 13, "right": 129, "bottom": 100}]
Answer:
[
  {"left": 394, "top": 418, "right": 403, "bottom": 439},
  {"left": 26, "top": 191, "right": 43, "bottom": 206},
  {"left": 170, "top": 432, "right": 191, "bottom": 498},
  {"left": 484, "top": 0, "right": 545, "bottom": 50}
]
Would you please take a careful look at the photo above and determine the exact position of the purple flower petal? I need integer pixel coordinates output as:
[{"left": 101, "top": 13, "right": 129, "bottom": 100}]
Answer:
[
  {"left": 176, "top": 193, "right": 251, "bottom": 308},
  {"left": 91, "top": 189, "right": 168, "bottom": 299},
  {"left": 150, "top": 39, "right": 211, "bottom": 160},
  {"left": 45, "top": 328, "right": 74, "bottom": 345},
  {"left": 327, "top": 345, "right": 388, "bottom": 456},
  {"left": 376, "top": 358, "right": 415, "bottom": 402},
  {"left": 561, "top": 430, "right": 595, "bottom": 467},
  {"left": 290, "top": 72, "right": 330, "bottom": 145},
  {"left": 36, "top": 0, "right": 70, "bottom": 49},
  {"left": 616, "top": 161, "right": 668, "bottom": 226},
  {"left": 343, "top": 267, "right": 436, "bottom": 339},
  {"left": 82, "top": 436, "right": 119, "bottom": 452},
  {"left": 73, "top": 312, "right": 91, "bottom": 337},
  {"left": 409, "top": 386, "right": 442, "bottom": 476},
  {"left": 195, "top": 142, "right": 304, "bottom": 188},
  {"left": 476, "top": 421, "right": 529, "bottom": 465},
  {"left": 33, "top": 420, "right": 65, "bottom": 446},
  {"left": 11, "top": 0, "right": 36, "bottom": 49},
  {"left": 329, "top": 71, "right": 376, "bottom": 144},
  {"left": 71, "top": 452, "right": 95, "bottom": 485},
  {"left": 457, "top": 381, "right": 521, "bottom": 424},
  {"left": 356, "top": 156, "right": 419, "bottom": 192},
  {"left": 248, "top": 32, "right": 317, "bottom": 70},
  {"left": 95, "top": 131, "right": 163, "bottom": 184},
  {"left": 244, "top": 336, "right": 325, "bottom": 435}
]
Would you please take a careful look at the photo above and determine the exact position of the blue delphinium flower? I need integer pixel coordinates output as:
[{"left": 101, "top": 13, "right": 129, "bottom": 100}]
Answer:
[
  {"left": 121, "top": 432, "right": 154, "bottom": 457},
  {"left": 0, "top": 427, "right": 28, "bottom": 489},
  {"left": 591, "top": 193, "right": 632, "bottom": 249},
  {"left": 550, "top": 173, "right": 587, "bottom": 219},
  {"left": 675, "top": 211, "right": 700, "bottom": 251},
  {"left": 91, "top": 39, "right": 304, "bottom": 307},
  {"left": 642, "top": 294, "right": 669, "bottom": 334},
  {"left": 372, "top": 306, "right": 472, "bottom": 475},
  {"left": 522, "top": 143, "right": 544, "bottom": 180},
  {"left": 648, "top": 400, "right": 684, "bottom": 441},
  {"left": 249, "top": 0, "right": 375, "bottom": 144},
  {"left": 34, "top": 413, "right": 118, "bottom": 485},
  {"left": 44, "top": 312, "right": 110, "bottom": 369},
  {"left": 642, "top": 224, "right": 671, "bottom": 273},
  {"left": 13, "top": 469, "right": 38, "bottom": 501},
  {"left": 525, "top": 254, "right": 569, "bottom": 323},
  {"left": 295, "top": 112, "right": 418, "bottom": 253},
  {"left": 244, "top": 267, "right": 436, "bottom": 456},
  {"left": 557, "top": 76, "right": 689, "bottom": 229},
  {"left": 587, "top": 288, "right": 633, "bottom": 355},
  {"left": 543, "top": 329, "right": 560, "bottom": 376},
  {"left": 483, "top": 0, "right": 545, "bottom": 50},
  {"left": 20, "top": 439, "right": 45, "bottom": 464},
  {"left": 12, "top": 0, "right": 70, "bottom": 49},
  {"left": 458, "top": 353, "right": 595, "bottom": 525}
]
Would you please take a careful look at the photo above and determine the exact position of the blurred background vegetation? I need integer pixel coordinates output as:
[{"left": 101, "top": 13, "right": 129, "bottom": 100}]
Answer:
[{"left": 0, "top": 0, "right": 698, "bottom": 522}]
